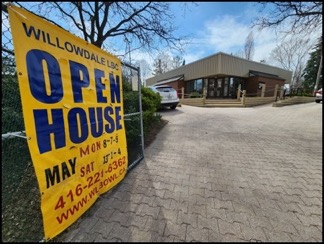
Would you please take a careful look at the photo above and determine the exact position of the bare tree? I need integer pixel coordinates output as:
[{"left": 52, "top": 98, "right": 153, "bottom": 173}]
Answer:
[
  {"left": 253, "top": 2, "right": 322, "bottom": 92},
  {"left": 152, "top": 52, "right": 172, "bottom": 76},
  {"left": 234, "top": 50, "right": 244, "bottom": 59},
  {"left": 133, "top": 59, "right": 151, "bottom": 85},
  {"left": 244, "top": 31, "right": 255, "bottom": 60},
  {"left": 151, "top": 52, "right": 186, "bottom": 76},
  {"left": 15, "top": 2, "right": 190, "bottom": 54},
  {"left": 270, "top": 36, "right": 314, "bottom": 87},
  {"left": 152, "top": 59, "right": 163, "bottom": 76},
  {"left": 171, "top": 55, "right": 184, "bottom": 69},
  {"left": 253, "top": 2, "right": 322, "bottom": 36}
]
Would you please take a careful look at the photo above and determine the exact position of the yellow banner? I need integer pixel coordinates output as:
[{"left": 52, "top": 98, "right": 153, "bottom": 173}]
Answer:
[{"left": 8, "top": 5, "right": 128, "bottom": 240}]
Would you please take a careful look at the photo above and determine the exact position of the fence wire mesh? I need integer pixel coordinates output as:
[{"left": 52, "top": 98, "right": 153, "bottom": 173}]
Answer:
[{"left": 2, "top": 4, "right": 144, "bottom": 241}]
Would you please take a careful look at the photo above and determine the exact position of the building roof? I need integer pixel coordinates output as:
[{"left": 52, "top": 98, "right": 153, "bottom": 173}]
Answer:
[
  {"left": 146, "top": 52, "right": 292, "bottom": 86},
  {"left": 155, "top": 75, "right": 184, "bottom": 85},
  {"left": 249, "top": 70, "right": 285, "bottom": 80}
]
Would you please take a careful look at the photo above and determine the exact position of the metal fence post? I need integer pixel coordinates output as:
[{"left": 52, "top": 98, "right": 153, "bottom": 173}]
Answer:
[{"left": 137, "top": 66, "right": 144, "bottom": 154}]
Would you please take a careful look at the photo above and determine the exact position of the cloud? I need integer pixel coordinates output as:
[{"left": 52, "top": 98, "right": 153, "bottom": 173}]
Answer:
[
  {"left": 115, "top": 2, "right": 322, "bottom": 76},
  {"left": 204, "top": 16, "right": 250, "bottom": 50},
  {"left": 183, "top": 51, "right": 206, "bottom": 65},
  {"left": 183, "top": 15, "right": 282, "bottom": 63}
]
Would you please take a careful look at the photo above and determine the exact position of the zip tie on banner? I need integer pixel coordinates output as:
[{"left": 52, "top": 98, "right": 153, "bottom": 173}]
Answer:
[
  {"left": 2, "top": 131, "right": 27, "bottom": 140},
  {"left": 124, "top": 112, "right": 141, "bottom": 117}
]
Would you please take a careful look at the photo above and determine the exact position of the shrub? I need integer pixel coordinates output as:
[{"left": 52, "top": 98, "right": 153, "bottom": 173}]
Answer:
[
  {"left": 190, "top": 91, "right": 202, "bottom": 98},
  {"left": 122, "top": 84, "right": 162, "bottom": 151},
  {"left": 2, "top": 73, "right": 24, "bottom": 133},
  {"left": 141, "top": 87, "right": 161, "bottom": 111},
  {"left": 141, "top": 87, "right": 161, "bottom": 135}
]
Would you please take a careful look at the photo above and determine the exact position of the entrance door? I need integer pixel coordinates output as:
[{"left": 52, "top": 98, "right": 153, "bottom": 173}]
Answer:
[
  {"left": 208, "top": 77, "right": 239, "bottom": 99},
  {"left": 207, "top": 78, "right": 225, "bottom": 98},
  {"left": 215, "top": 78, "right": 223, "bottom": 97},
  {"left": 207, "top": 78, "right": 216, "bottom": 98}
]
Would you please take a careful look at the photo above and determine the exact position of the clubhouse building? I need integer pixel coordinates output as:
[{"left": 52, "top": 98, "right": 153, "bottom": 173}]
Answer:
[{"left": 146, "top": 52, "right": 292, "bottom": 99}]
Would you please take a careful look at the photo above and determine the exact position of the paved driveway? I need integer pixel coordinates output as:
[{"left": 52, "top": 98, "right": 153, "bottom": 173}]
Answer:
[{"left": 60, "top": 103, "right": 322, "bottom": 242}]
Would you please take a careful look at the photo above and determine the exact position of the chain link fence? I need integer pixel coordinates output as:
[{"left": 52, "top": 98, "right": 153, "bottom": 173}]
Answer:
[{"left": 2, "top": 4, "right": 144, "bottom": 241}]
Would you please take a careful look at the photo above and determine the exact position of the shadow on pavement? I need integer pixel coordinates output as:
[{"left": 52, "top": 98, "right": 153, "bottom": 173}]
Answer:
[{"left": 157, "top": 107, "right": 184, "bottom": 115}]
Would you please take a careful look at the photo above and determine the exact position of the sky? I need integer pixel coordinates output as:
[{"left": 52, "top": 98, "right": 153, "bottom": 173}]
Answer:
[
  {"left": 3, "top": 2, "right": 321, "bottom": 80},
  {"left": 170, "top": 2, "right": 268, "bottom": 62},
  {"left": 134, "top": 2, "right": 321, "bottom": 79}
]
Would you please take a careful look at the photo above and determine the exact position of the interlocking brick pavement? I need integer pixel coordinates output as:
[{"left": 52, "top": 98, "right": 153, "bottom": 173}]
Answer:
[{"left": 58, "top": 102, "right": 322, "bottom": 242}]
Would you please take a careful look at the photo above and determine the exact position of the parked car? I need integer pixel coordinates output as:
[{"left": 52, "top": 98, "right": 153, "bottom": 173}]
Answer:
[
  {"left": 315, "top": 88, "right": 322, "bottom": 103},
  {"left": 147, "top": 85, "right": 179, "bottom": 109}
]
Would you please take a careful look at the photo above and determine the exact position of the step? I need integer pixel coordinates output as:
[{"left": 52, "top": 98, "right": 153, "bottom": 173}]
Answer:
[
  {"left": 205, "top": 99, "right": 241, "bottom": 104},
  {"left": 203, "top": 103, "right": 244, "bottom": 107}
]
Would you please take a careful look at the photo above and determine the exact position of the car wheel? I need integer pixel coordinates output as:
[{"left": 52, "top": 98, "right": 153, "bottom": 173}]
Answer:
[
  {"left": 170, "top": 105, "right": 177, "bottom": 109},
  {"left": 315, "top": 100, "right": 320, "bottom": 103}
]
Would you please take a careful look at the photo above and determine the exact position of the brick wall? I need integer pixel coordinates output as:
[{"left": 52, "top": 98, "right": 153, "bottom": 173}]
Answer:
[{"left": 246, "top": 76, "right": 285, "bottom": 97}]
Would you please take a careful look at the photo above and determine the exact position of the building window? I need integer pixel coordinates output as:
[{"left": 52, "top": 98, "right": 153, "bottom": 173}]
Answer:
[
  {"left": 186, "top": 79, "right": 203, "bottom": 95},
  {"left": 233, "top": 77, "right": 245, "bottom": 90}
]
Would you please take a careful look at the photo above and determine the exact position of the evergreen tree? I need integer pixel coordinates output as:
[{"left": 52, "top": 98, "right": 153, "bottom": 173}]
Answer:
[{"left": 302, "top": 38, "right": 322, "bottom": 90}]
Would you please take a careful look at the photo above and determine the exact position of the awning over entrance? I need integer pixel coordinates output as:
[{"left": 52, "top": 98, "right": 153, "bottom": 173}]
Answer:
[
  {"left": 155, "top": 75, "right": 184, "bottom": 85},
  {"left": 249, "top": 70, "right": 285, "bottom": 80}
]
